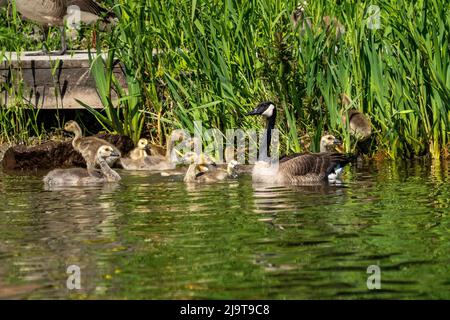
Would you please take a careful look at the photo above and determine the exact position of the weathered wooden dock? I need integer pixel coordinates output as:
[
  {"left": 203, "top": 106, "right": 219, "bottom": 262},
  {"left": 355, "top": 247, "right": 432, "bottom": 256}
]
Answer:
[{"left": 0, "top": 51, "right": 124, "bottom": 109}]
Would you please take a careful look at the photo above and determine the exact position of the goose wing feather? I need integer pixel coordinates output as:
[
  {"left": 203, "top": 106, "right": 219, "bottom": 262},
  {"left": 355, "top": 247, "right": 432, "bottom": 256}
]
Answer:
[{"left": 280, "top": 152, "right": 354, "bottom": 182}]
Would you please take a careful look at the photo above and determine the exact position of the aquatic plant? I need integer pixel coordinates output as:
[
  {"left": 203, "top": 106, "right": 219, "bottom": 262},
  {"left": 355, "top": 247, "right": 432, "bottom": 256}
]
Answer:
[{"left": 1, "top": 0, "right": 449, "bottom": 159}]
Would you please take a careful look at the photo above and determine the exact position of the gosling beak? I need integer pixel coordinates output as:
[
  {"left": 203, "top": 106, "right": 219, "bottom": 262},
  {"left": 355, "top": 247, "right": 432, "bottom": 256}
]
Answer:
[
  {"left": 144, "top": 145, "right": 152, "bottom": 153},
  {"left": 174, "top": 149, "right": 184, "bottom": 157},
  {"left": 333, "top": 138, "right": 342, "bottom": 145},
  {"left": 111, "top": 151, "right": 120, "bottom": 158}
]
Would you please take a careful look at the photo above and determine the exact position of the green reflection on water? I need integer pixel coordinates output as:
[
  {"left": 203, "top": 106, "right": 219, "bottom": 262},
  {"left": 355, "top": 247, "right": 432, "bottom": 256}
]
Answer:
[{"left": 0, "top": 160, "right": 449, "bottom": 299}]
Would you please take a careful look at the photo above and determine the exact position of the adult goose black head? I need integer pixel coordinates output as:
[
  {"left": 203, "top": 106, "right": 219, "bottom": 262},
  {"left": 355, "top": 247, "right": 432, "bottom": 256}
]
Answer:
[{"left": 246, "top": 101, "right": 277, "bottom": 159}]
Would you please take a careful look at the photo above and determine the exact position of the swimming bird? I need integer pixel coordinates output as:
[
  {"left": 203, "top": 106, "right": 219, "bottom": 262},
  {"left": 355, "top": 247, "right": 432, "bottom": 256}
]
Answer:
[
  {"left": 246, "top": 102, "right": 354, "bottom": 185},
  {"left": 119, "top": 138, "right": 151, "bottom": 170},
  {"left": 15, "top": 0, "right": 115, "bottom": 55},
  {"left": 43, "top": 145, "right": 121, "bottom": 186},
  {"left": 143, "top": 131, "right": 189, "bottom": 171},
  {"left": 64, "top": 120, "right": 121, "bottom": 174},
  {"left": 183, "top": 152, "right": 238, "bottom": 183}
]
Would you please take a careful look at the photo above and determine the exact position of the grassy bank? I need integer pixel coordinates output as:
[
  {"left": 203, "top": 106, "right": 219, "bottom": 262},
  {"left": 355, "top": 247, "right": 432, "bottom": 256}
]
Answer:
[{"left": 1, "top": 0, "right": 449, "bottom": 159}]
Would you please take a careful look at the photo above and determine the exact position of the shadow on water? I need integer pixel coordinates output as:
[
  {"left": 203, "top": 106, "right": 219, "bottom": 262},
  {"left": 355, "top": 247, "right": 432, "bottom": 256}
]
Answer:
[{"left": 0, "top": 159, "right": 449, "bottom": 299}]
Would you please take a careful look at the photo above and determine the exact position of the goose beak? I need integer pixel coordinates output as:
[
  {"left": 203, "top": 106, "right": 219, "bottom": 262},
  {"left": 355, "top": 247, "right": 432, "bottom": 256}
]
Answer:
[
  {"left": 333, "top": 138, "right": 342, "bottom": 145},
  {"left": 246, "top": 108, "right": 261, "bottom": 116},
  {"left": 111, "top": 151, "right": 120, "bottom": 158}
]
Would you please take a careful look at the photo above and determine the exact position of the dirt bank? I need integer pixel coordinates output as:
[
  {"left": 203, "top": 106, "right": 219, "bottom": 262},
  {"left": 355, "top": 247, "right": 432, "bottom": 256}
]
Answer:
[{"left": 1, "top": 134, "right": 134, "bottom": 171}]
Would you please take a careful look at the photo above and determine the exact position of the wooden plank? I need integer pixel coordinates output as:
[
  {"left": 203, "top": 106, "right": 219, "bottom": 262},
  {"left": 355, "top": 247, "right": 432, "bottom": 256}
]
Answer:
[{"left": 0, "top": 51, "right": 125, "bottom": 109}]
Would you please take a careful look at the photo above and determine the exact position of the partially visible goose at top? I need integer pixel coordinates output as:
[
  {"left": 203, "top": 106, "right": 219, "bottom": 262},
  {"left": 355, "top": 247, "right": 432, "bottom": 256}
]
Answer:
[
  {"left": 15, "top": 0, "right": 115, "bottom": 55},
  {"left": 43, "top": 145, "right": 121, "bottom": 186},
  {"left": 64, "top": 120, "right": 121, "bottom": 174},
  {"left": 291, "top": 1, "right": 345, "bottom": 39},
  {"left": 246, "top": 102, "right": 354, "bottom": 185},
  {"left": 183, "top": 152, "right": 239, "bottom": 183}
]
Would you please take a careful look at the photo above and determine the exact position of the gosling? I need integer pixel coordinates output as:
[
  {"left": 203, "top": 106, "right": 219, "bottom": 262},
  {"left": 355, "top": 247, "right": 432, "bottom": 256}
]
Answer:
[
  {"left": 119, "top": 138, "right": 150, "bottom": 170},
  {"left": 43, "top": 145, "right": 121, "bottom": 186},
  {"left": 64, "top": 120, "right": 121, "bottom": 175},
  {"left": 319, "top": 134, "right": 346, "bottom": 181},
  {"left": 183, "top": 152, "right": 239, "bottom": 183},
  {"left": 143, "top": 131, "right": 189, "bottom": 171},
  {"left": 320, "top": 134, "right": 343, "bottom": 153}
]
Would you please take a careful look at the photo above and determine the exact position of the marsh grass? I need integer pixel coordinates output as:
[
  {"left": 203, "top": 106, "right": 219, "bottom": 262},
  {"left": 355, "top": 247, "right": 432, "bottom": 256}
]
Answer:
[{"left": 1, "top": 0, "right": 449, "bottom": 159}]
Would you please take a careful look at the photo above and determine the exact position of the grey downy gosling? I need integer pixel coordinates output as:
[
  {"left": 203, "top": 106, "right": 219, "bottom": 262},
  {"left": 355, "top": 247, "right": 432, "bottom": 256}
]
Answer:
[
  {"left": 143, "top": 131, "right": 189, "bottom": 171},
  {"left": 119, "top": 138, "right": 151, "bottom": 170},
  {"left": 15, "top": 0, "right": 115, "bottom": 55},
  {"left": 64, "top": 120, "right": 121, "bottom": 174},
  {"left": 43, "top": 145, "right": 121, "bottom": 186},
  {"left": 183, "top": 152, "right": 238, "bottom": 183},
  {"left": 246, "top": 102, "right": 354, "bottom": 185},
  {"left": 340, "top": 94, "right": 372, "bottom": 141}
]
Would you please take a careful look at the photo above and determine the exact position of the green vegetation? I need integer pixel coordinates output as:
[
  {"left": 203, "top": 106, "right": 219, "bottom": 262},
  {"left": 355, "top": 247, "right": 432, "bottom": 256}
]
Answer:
[{"left": 1, "top": 0, "right": 449, "bottom": 158}]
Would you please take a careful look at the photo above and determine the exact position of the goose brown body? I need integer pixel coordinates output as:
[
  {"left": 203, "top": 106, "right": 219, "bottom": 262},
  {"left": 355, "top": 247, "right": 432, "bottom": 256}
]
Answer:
[
  {"left": 15, "top": 0, "right": 109, "bottom": 27},
  {"left": 15, "top": 0, "right": 114, "bottom": 54}
]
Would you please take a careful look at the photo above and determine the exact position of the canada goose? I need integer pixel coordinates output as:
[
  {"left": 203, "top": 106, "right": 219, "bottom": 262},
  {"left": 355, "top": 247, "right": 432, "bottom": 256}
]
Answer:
[
  {"left": 15, "top": 0, "right": 114, "bottom": 55},
  {"left": 119, "top": 138, "right": 151, "bottom": 170},
  {"left": 143, "top": 131, "right": 189, "bottom": 171},
  {"left": 246, "top": 102, "right": 354, "bottom": 184},
  {"left": 291, "top": 2, "right": 345, "bottom": 39},
  {"left": 340, "top": 94, "right": 372, "bottom": 141},
  {"left": 64, "top": 120, "right": 121, "bottom": 174},
  {"left": 43, "top": 145, "right": 121, "bottom": 186},
  {"left": 183, "top": 152, "right": 238, "bottom": 183}
]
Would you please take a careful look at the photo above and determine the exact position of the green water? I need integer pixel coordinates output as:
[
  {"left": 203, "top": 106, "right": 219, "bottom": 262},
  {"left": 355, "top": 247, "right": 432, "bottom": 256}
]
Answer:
[{"left": 0, "top": 160, "right": 449, "bottom": 299}]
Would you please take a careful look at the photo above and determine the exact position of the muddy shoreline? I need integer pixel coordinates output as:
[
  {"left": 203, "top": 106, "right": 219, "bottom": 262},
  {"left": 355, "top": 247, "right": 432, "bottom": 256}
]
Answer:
[{"left": 0, "top": 134, "right": 134, "bottom": 172}]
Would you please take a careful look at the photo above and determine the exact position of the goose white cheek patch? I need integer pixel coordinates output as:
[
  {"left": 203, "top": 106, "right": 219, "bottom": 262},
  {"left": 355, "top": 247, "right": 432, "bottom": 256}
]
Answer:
[{"left": 262, "top": 104, "right": 275, "bottom": 118}]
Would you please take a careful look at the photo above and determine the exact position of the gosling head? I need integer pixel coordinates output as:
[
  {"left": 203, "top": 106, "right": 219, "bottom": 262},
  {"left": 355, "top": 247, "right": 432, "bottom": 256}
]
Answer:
[
  {"left": 320, "top": 135, "right": 342, "bottom": 153},
  {"left": 64, "top": 120, "right": 81, "bottom": 133},
  {"left": 136, "top": 138, "right": 150, "bottom": 151},
  {"left": 97, "top": 145, "right": 120, "bottom": 160},
  {"left": 246, "top": 101, "right": 276, "bottom": 119}
]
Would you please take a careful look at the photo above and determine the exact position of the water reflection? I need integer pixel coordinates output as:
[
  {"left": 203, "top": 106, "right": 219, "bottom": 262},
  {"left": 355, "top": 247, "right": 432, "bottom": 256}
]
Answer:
[{"left": 0, "top": 159, "right": 449, "bottom": 299}]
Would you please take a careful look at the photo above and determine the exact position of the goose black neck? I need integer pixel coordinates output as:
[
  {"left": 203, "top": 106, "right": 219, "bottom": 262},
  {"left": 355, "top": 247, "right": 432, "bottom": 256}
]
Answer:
[{"left": 260, "top": 110, "right": 276, "bottom": 160}]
